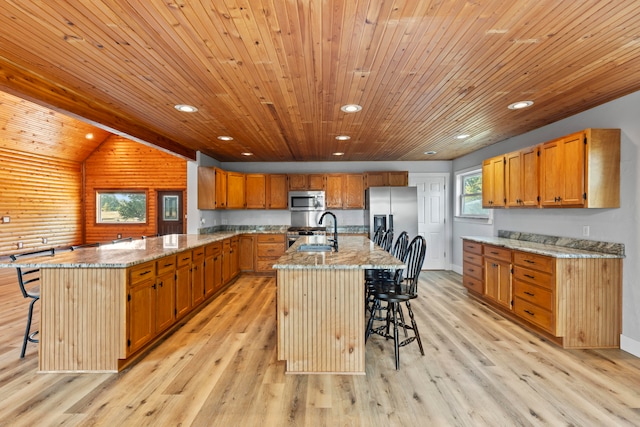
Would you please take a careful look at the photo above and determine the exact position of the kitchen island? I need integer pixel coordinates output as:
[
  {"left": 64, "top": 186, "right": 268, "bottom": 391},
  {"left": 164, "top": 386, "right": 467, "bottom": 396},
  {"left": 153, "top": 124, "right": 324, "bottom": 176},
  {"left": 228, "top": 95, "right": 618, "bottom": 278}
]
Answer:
[
  {"left": 0, "top": 234, "right": 238, "bottom": 372},
  {"left": 274, "top": 235, "right": 404, "bottom": 374}
]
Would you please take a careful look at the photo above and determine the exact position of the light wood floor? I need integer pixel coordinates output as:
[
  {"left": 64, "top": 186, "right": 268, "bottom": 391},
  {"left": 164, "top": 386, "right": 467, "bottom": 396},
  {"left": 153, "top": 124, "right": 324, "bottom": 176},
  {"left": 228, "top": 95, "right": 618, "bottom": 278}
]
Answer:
[{"left": 1, "top": 267, "right": 639, "bottom": 426}]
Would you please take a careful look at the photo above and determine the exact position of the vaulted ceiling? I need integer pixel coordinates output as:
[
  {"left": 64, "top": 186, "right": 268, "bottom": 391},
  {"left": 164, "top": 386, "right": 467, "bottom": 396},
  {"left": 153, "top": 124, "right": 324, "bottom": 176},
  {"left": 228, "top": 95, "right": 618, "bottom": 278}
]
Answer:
[{"left": 1, "top": 1, "right": 640, "bottom": 162}]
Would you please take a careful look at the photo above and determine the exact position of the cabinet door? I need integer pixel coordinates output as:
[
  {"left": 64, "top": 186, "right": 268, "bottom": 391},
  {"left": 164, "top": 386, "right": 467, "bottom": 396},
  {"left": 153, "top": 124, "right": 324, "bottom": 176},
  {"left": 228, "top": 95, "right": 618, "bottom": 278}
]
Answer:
[
  {"left": 215, "top": 168, "right": 227, "bottom": 208},
  {"left": 192, "top": 258, "right": 205, "bottom": 304},
  {"left": 222, "top": 240, "right": 231, "bottom": 284},
  {"left": 197, "top": 167, "right": 216, "bottom": 209},
  {"left": 239, "top": 235, "right": 254, "bottom": 271},
  {"left": 560, "top": 133, "right": 586, "bottom": 206},
  {"left": 482, "top": 159, "right": 493, "bottom": 208},
  {"left": 505, "top": 151, "right": 522, "bottom": 207},
  {"left": 364, "top": 172, "right": 386, "bottom": 188},
  {"left": 288, "top": 174, "right": 307, "bottom": 190},
  {"left": 308, "top": 174, "right": 326, "bottom": 190},
  {"left": 267, "top": 174, "right": 288, "bottom": 209},
  {"left": 484, "top": 258, "right": 511, "bottom": 309},
  {"left": 325, "top": 174, "right": 344, "bottom": 208},
  {"left": 245, "top": 174, "right": 266, "bottom": 209},
  {"left": 344, "top": 174, "right": 364, "bottom": 209},
  {"left": 128, "top": 278, "right": 155, "bottom": 355},
  {"left": 227, "top": 171, "right": 246, "bottom": 209},
  {"left": 387, "top": 171, "right": 408, "bottom": 186},
  {"left": 175, "top": 263, "right": 191, "bottom": 319},
  {"left": 482, "top": 157, "right": 505, "bottom": 208},
  {"left": 520, "top": 146, "right": 539, "bottom": 207},
  {"left": 213, "top": 253, "right": 223, "bottom": 292},
  {"left": 155, "top": 272, "right": 175, "bottom": 333},
  {"left": 539, "top": 139, "right": 564, "bottom": 206},
  {"left": 230, "top": 237, "right": 240, "bottom": 278}
]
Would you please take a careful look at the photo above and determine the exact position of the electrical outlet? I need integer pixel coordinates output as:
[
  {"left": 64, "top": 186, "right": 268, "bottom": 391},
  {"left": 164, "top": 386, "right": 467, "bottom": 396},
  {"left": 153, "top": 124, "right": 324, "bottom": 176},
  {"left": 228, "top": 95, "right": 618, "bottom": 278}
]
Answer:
[
  {"left": 582, "top": 225, "right": 590, "bottom": 237},
  {"left": 117, "top": 233, "right": 122, "bottom": 239},
  {"left": 2, "top": 216, "right": 9, "bottom": 223},
  {"left": 42, "top": 237, "right": 47, "bottom": 244},
  {"left": 17, "top": 242, "right": 23, "bottom": 249}
]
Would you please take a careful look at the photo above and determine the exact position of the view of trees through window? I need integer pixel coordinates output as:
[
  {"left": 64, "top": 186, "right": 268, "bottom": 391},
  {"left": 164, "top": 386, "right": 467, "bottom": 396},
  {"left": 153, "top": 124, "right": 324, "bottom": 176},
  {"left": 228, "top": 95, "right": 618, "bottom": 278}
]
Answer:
[
  {"left": 97, "top": 192, "right": 147, "bottom": 223},
  {"left": 460, "top": 172, "right": 487, "bottom": 216}
]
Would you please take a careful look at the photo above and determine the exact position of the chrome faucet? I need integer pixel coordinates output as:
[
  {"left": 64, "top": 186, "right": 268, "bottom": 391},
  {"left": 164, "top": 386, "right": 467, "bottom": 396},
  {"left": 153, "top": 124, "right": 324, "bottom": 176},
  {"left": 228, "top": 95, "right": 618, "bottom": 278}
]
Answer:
[{"left": 319, "top": 211, "right": 338, "bottom": 252}]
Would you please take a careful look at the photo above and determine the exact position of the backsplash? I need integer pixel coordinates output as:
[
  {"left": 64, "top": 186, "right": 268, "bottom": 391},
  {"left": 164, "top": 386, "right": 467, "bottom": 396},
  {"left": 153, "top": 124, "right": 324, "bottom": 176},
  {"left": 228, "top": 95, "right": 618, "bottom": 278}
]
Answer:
[{"left": 498, "top": 230, "right": 625, "bottom": 256}]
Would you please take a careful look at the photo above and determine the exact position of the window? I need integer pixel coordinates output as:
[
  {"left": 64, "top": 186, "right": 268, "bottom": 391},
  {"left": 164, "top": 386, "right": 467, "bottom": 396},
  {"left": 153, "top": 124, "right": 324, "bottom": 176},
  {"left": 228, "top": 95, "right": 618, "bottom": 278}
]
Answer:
[
  {"left": 456, "top": 168, "right": 490, "bottom": 219},
  {"left": 96, "top": 191, "right": 147, "bottom": 224}
]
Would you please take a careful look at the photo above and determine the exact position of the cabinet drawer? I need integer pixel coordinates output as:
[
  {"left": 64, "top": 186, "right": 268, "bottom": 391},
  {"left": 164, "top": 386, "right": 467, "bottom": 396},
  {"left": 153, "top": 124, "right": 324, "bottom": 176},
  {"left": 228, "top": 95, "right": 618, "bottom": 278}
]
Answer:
[
  {"left": 513, "top": 280, "right": 553, "bottom": 311},
  {"left": 206, "top": 241, "right": 222, "bottom": 257},
  {"left": 257, "top": 243, "right": 285, "bottom": 258},
  {"left": 192, "top": 247, "right": 205, "bottom": 262},
  {"left": 462, "top": 240, "right": 482, "bottom": 255},
  {"left": 462, "top": 262, "right": 483, "bottom": 280},
  {"left": 177, "top": 251, "right": 193, "bottom": 267},
  {"left": 463, "top": 275, "right": 483, "bottom": 293},
  {"left": 513, "top": 251, "right": 554, "bottom": 274},
  {"left": 483, "top": 245, "right": 511, "bottom": 262},
  {"left": 223, "top": 239, "right": 231, "bottom": 251},
  {"left": 257, "top": 234, "right": 285, "bottom": 243},
  {"left": 129, "top": 261, "right": 155, "bottom": 286},
  {"left": 463, "top": 252, "right": 482, "bottom": 266},
  {"left": 256, "top": 259, "right": 277, "bottom": 272},
  {"left": 513, "top": 266, "right": 553, "bottom": 290},
  {"left": 513, "top": 297, "right": 554, "bottom": 333},
  {"left": 157, "top": 255, "right": 177, "bottom": 276}
]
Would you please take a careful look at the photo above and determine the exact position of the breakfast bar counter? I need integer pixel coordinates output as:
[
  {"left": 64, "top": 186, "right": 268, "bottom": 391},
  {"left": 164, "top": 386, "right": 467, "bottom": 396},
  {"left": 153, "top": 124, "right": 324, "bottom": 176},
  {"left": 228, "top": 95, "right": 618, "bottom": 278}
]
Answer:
[{"left": 273, "top": 236, "right": 404, "bottom": 374}]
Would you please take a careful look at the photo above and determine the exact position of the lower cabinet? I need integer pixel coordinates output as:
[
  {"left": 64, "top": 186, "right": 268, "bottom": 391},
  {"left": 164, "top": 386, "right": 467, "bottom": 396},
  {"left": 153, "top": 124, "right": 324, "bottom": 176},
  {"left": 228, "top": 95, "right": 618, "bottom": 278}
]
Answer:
[
  {"left": 239, "top": 235, "right": 255, "bottom": 272},
  {"left": 192, "top": 247, "right": 205, "bottom": 305},
  {"left": 256, "top": 234, "right": 286, "bottom": 273},
  {"left": 461, "top": 239, "right": 622, "bottom": 348},
  {"left": 175, "top": 251, "right": 192, "bottom": 319},
  {"left": 204, "top": 241, "right": 223, "bottom": 297}
]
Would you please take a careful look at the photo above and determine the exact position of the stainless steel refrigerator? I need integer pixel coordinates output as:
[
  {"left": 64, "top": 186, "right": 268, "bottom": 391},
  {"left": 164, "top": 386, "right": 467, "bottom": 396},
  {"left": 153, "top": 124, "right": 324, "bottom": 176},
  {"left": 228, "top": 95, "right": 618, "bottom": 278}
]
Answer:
[{"left": 365, "top": 186, "right": 418, "bottom": 240}]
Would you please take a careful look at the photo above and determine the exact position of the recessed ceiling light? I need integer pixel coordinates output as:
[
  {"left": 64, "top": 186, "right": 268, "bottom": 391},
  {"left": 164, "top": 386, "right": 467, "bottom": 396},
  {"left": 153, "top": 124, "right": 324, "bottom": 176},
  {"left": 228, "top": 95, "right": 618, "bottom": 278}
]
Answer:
[
  {"left": 85, "top": 133, "right": 94, "bottom": 140},
  {"left": 335, "top": 135, "right": 351, "bottom": 141},
  {"left": 332, "top": 152, "right": 345, "bottom": 156},
  {"left": 217, "top": 136, "right": 233, "bottom": 141},
  {"left": 508, "top": 100, "right": 534, "bottom": 110},
  {"left": 340, "top": 104, "right": 362, "bottom": 113},
  {"left": 424, "top": 151, "right": 437, "bottom": 155},
  {"left": 455, "top": 134, "right": 470, "bottom": 139},
  {"left": 174, "top": 104, "right": 198, "bottom": 113},
  {"left": 241, "top": 152, "right": 253, "bottom": 156}
]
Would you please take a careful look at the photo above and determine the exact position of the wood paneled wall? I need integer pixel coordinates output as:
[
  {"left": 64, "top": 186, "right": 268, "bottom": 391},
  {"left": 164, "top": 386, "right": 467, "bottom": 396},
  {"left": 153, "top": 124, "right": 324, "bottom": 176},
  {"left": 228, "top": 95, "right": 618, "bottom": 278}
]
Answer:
[
  {"left": 84, "top": 136, "right": 187, "bottom": 243},
  {"left": 0, "top": 147, "right": 82, "bottom": 255}
]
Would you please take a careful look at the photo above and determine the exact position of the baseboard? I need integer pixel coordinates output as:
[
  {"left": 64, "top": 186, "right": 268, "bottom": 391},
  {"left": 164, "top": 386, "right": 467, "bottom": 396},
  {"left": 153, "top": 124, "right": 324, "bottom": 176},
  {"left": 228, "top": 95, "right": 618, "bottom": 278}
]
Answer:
[
  {"left": 451, "top": 263, "right": 462, "bottom": 275},
  {"left": 620, "top": 334, "right": 640, "bottom": 358}
]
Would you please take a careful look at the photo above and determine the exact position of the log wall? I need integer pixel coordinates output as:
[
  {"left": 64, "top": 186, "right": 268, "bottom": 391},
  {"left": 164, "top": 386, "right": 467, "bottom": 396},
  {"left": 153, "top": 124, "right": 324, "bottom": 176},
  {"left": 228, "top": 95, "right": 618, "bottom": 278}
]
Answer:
[{"left": 84, "top": 136, "right": 187, "bottom": 243}]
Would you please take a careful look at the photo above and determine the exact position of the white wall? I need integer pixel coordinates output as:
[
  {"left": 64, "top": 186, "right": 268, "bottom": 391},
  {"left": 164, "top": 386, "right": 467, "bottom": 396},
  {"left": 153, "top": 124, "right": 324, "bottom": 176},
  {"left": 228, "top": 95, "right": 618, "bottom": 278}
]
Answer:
[{"left": 452, "top": 90, "right": 640, "bottom": 357}]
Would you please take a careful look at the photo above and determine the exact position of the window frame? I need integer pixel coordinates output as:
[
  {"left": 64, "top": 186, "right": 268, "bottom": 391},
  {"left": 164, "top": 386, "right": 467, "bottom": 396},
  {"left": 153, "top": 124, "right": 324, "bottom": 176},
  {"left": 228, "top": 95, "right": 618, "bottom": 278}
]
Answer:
[
  {"left": 95, "top": 189, "right": 149, "bottom": 225},
  {"left": 455, "top": 167, "right": 492, "bottom": 223}
]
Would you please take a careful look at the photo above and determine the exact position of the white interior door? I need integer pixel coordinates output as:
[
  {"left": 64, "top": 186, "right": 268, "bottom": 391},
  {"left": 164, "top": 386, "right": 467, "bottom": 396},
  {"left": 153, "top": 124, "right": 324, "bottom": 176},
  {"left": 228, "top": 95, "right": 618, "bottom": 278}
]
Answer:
[{"left": 410, "top": 173, "right": 448, "bottom": 270}]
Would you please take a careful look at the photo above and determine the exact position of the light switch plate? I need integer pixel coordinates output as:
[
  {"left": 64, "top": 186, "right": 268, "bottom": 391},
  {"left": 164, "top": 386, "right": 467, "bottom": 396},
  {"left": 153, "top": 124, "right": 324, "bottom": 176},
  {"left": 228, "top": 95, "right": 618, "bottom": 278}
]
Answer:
[{"left": 2, "top": 216, "right": 9, "bottom": 223}]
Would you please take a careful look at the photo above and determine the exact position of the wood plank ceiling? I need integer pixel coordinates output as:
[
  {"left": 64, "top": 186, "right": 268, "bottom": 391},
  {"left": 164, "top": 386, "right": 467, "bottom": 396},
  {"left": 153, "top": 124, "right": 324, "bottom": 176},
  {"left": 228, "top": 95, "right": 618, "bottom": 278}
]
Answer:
[{"left": 0, "top": 0, "right": 639, "bottom": 162}]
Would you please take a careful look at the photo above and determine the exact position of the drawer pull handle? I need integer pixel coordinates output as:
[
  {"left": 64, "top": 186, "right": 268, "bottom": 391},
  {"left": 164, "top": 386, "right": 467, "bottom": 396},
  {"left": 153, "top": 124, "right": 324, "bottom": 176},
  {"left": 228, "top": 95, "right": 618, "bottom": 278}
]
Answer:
[
  {"left": 524, "top": 259, "right": 535, "bottom": 264},
  {"left": 182, "top": 257, "right": 190, "bottom": 261},
  {"left": 524, "top": 310, "right": 535, "bottom": 316},
  {"left": 140, "top": 270, "right": 152, "bottom": 276},
  {"left": 490, "top": 251, "right": 499, "bottom": 255},
  {"left": 524, "top": 291, "right": 535, "bottom": 297},
  {"left": 524, "top": 274, "right": 535, "bottom": 279},
  {"left": 164, "top": 263, "right": 173, "bottom": 267},
  {"left": 492, "top": 263, "right": 498, "bottom": 268}
]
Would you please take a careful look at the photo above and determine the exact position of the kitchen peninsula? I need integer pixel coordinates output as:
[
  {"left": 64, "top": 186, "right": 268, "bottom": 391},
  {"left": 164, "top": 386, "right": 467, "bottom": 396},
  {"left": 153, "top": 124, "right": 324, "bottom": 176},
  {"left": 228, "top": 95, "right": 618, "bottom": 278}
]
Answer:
[
  {"left": 274, "top": 235, "right": 404, "bottom": 374},
  {"left": 0, "top": 234, "right": 239, "bottom": 372}
]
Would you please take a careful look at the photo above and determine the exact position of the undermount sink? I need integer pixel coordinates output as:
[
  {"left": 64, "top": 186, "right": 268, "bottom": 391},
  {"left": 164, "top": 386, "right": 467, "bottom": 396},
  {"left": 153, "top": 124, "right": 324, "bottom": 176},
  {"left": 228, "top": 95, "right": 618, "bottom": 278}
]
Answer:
[{"left": 297, "top": 243, "right": 334, "bottom": 252}]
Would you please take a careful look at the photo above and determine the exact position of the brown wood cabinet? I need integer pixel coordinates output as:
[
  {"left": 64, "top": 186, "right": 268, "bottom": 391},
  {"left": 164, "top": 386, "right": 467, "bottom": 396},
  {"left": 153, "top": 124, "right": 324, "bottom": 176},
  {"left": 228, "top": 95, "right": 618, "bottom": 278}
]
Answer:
[
  {"left": 267, "top": 174, "right": 288, "bottom": 209},
  {"left": 326, "top": 173, "right": 365, "bottom": 209},
  {"left": 256, "top": 234, "right": 285, "bottom": 274},
  {"left": 215, "top": 168, "right": 227, "bottom": 209},
  {"left": 128, "top": 261, "right": 156, "bottom": 355},
  {"left": 192, "top": 247, "right": 205, "bottom": 305},
  {"left": 462, "top": 240, "right": 483, "bottom": 294},
  {"left": 461, "top": 239, "right": 622, "bottom": 349},
  {"left": 505, "top": 146, "right": 539, "bottom": 207},
  {"left": 288, "top": 174, "right": 308, "bottom": 190},
  {"left": 204, "top": 241, "right": 223, "bottom": 297},
  {"left": 483, "top": 245, "right": 512, "bottom": 310},
  {"left": 308, "top": 174, "right": 326, "bottom": 190},
  {"left": 239, "top": 234, "right": 255, "bottom": 271},
  {"left": 364, "top": 171, "right": 409, "bottom": 188},
  {"left": 325, "top": 174, "right": 344, "bottom": 208},
  {"left": 245, "top": 174, "right": 266, "bottom": 209},
  {"left": 226, "top": 171, "right": 246, "bottom": 209},
  {"left": 197, "top": 167, "right": 216, "bottom": 209},
  {"left": 175, "top": 251, "right": 193, "bottom": 319},
  {"left": 539, "top": 129, "right": 620, "bottom": 208},
  {"left": 482, "top": 155, "right": 506, "bottom": 208}
]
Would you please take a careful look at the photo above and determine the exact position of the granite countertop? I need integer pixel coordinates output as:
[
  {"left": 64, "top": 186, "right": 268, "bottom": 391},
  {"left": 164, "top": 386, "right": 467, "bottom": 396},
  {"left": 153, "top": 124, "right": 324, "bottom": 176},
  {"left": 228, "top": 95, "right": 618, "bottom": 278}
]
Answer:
[
  {"left": 0, "top": 233, "right": 239, "bottom": 269},
  {"left": 274, "top": 235, "right": 405, "bottom": 270},
  {"left": 462, "top": 235, "right": 624, "bottom": 259}
]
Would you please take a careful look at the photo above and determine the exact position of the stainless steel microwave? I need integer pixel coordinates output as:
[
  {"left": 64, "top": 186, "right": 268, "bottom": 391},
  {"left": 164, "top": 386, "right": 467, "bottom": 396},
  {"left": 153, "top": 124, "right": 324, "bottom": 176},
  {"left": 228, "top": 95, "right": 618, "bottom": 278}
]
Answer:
[{"left": 289, "top": 191, "right": 325, "bottom": 211}]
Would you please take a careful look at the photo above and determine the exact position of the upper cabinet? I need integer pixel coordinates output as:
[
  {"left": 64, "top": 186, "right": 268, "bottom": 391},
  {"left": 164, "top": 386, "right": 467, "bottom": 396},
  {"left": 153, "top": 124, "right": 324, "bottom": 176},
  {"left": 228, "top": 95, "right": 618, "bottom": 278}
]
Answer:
[
  {"left": 326, "top": 173, "right": 365, "bottom": 209},
  {"left": 364, "top": 171, "right": 408, "bottom": 188},
  {"left": 482, "top": 155, "right": 505, "bottom": 208},
  {"left": 214, "top": 168, "right": 227, "bottom": 209},
  {"left": 267, "top": 174, "right": 288, "bottom": 209},
  {"left": 197, "top": 167, "right": 216, "bottom": 210},
  {"left": 287, "top": 173, "right": 326, "bottom": 191},
  {"left": 245, "top": 174, "right": 266, "bottom": 209},
  {"left": 505, "top": 146, "right": 539, "bottom": 207},
  {"left": 483, "top": 128, "right": 620, "bottom": 209},
  {"left": 226, "top": 171, "right": 245, "bottom": 209},
  {"left": 539, "top": 129, "right": 620, "bottom": 208}
]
